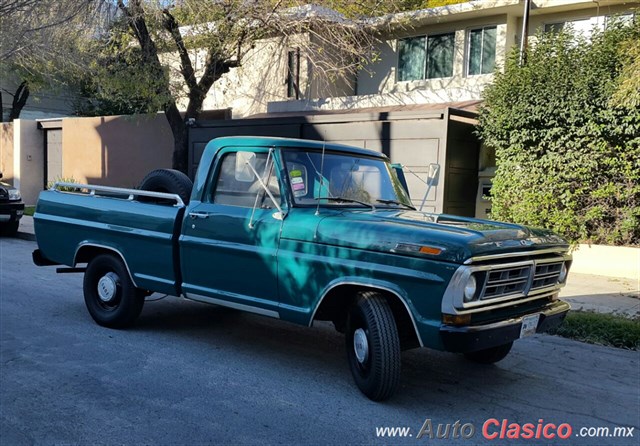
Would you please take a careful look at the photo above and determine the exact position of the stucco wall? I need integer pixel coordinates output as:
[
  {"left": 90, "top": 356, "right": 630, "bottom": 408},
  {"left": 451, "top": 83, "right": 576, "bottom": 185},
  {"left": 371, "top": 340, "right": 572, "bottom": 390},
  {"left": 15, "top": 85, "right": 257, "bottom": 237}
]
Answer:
[
  {"left": 170, "top": 37, "right": 297, "bottom": 118},
  {"left": 525, "top": 4, "right": 633, "bottom": 35},
  {"left": 61, "top": 114, "right": 173, "bottom": 188},
  {"left": 13, "top": 119, "right": 44, "bottom": 205},
  {"left": 0, "top": 123, "right": 14, "bottom": 183}
]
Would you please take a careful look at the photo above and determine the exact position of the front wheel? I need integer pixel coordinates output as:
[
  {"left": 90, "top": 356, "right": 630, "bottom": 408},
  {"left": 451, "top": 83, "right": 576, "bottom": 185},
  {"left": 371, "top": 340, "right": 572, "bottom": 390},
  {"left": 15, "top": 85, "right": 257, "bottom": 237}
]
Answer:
[
  {"left": 346, "top": 291, "right": 401, "bottom": 401},
  {"left": 464, "top": 342, "right": 513, "bottom": 364},
  {"left": 83, "top": 254, "right": 145, "bottom": 328}
]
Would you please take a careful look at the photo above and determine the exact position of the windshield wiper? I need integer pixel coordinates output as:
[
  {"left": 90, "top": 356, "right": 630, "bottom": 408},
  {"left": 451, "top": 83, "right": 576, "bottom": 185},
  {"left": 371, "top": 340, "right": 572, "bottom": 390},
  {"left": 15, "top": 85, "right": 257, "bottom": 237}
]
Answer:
[
  {"left": 376, "top": 199, "right": 416, "bottom": 210},
  {"left": 315, "top": 197, "right": 376, "bottom": 211}
]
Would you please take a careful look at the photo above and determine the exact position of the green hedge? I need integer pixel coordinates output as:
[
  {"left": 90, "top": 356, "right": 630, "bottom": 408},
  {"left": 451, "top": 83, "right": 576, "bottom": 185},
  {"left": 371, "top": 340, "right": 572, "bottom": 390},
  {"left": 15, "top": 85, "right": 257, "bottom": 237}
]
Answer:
[{"left": 478, "top": 20, "right": 640, "bottom": 246}]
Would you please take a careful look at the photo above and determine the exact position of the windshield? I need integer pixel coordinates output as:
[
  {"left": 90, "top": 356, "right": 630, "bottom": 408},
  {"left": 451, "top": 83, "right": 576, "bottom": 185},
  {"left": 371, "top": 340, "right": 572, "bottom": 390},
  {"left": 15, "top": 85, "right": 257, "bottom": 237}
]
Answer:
[{"left": 282, "top": 149, "right": 412, "bottom": 208}]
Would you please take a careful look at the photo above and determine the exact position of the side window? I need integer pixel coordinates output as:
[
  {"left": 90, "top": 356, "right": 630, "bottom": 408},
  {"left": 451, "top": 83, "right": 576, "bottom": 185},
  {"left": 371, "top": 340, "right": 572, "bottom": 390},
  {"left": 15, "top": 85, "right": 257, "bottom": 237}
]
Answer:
[
  {"left": 210, "top": 152, "right": 280, "bottom": 208},
  {"left": 468, "top": 26, "right": 497, "bottom": 76},
  {"left": 397, "top": 32, "right": 455, "bottom": 81}
]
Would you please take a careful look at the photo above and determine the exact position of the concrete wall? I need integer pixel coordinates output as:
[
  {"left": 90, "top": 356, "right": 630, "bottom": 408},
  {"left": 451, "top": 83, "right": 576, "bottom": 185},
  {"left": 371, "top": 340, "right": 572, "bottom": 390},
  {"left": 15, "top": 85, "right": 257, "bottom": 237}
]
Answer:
[
  {"left": 61, "top": 114, "right": 173, "bottom": 188},
  {"left": 571, "top": 244, "right": 640, "bottom": 281}
]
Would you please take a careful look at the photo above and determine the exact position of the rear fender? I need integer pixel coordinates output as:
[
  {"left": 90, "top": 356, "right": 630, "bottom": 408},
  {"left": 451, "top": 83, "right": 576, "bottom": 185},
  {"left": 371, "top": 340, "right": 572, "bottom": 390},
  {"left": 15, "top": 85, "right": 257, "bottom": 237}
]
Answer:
[{"left": 73, "top": 243, "right": 138, "bottom": 288}]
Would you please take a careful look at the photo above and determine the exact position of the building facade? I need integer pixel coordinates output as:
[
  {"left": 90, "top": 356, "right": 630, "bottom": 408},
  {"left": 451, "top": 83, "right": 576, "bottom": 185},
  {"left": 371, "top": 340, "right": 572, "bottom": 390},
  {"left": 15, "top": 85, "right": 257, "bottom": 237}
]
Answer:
[{"left": 176, "top": 0, "right": 637, "bottom": 118}]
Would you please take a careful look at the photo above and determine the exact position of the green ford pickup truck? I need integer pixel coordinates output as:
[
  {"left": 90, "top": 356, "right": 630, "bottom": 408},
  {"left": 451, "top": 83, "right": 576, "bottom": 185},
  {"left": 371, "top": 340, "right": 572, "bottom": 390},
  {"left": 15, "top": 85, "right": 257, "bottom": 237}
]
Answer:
[{"left": 33, "top": 136, "right": 571, "bottom": 401}]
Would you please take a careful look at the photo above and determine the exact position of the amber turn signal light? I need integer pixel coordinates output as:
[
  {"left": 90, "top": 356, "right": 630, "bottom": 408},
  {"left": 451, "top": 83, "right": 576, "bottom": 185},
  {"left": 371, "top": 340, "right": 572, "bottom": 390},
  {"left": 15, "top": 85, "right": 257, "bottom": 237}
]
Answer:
[{"left": 442, "top": 314, "right": 472, "bottom": 326}]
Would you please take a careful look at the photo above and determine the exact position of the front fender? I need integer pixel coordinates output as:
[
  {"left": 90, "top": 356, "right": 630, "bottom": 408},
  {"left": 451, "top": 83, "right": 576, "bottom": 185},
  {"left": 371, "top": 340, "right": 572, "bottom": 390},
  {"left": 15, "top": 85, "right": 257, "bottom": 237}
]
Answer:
[{"left": 310, "top": 276, "right": 424, "bottom": 347}]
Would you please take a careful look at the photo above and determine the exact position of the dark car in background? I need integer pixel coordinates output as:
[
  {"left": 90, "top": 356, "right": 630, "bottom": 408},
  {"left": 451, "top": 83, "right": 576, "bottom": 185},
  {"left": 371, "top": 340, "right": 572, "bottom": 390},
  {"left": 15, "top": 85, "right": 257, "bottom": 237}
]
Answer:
[{"left": 0, "top": 172, "right": 24, "bottom": 236}]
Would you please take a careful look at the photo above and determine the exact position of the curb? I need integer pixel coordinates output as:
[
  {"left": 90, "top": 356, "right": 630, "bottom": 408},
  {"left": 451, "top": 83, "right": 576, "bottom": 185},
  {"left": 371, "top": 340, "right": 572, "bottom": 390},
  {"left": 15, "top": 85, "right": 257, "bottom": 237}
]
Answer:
[{"left": 16, "top": 231, "right": 36, "bottom": 242}]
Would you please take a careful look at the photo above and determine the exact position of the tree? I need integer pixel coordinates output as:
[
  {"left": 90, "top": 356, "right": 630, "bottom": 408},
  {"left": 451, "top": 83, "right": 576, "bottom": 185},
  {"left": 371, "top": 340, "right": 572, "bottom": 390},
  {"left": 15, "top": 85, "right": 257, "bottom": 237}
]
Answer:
[
  {"left": 73, "top": 19, "right": 171, "bottom": 117},
  {"left": 0, "top": 0, "right": 107, "bottom": 121},
  {"left": 111, "top": 0, "right": 409, "bottom": 173},
  {"left": 478, "top": 20, "right": 640, "bottom": 246}
]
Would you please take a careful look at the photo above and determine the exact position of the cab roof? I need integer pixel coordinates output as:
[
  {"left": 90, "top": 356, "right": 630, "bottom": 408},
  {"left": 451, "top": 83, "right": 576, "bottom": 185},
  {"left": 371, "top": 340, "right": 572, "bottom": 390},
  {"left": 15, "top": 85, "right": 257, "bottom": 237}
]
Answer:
[{"left": 208, "top": 136, "right": 385, "bottom": 159}]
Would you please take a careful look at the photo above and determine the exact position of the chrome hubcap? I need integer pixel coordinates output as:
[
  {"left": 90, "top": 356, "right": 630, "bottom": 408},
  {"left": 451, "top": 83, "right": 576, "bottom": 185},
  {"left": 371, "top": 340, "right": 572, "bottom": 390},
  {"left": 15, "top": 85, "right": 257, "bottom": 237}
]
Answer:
[
  {"left": 353, "top": 328, "right": 369, "bottom": 364},
  {"left": 97, "top": 273, "right": 119, "bottom": 302}
]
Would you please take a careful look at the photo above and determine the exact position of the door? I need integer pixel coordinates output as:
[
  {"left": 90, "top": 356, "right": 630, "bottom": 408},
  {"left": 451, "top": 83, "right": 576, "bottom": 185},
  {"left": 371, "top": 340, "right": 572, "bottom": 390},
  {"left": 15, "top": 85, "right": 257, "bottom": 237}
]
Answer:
[
  {"left": 45, "top": 129, "right": 63, "bottom": 187},
  {"left": 180, "top": 149, "right": 283, "bottom": 317}
]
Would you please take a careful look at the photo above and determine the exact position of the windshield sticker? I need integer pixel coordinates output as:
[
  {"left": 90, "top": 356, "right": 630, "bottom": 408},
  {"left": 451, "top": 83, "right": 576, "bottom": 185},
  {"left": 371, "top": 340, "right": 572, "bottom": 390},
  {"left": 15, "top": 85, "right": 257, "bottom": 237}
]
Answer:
[{"left": 290, "top": 169, "right": 307, "bottom": 196}]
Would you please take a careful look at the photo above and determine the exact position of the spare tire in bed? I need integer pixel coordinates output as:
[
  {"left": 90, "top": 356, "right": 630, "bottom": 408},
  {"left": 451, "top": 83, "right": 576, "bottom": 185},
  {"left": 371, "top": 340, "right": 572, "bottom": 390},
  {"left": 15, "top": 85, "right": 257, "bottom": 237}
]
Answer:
[{"left": 138, "top": 169, "right": 193, "bottom": 205}]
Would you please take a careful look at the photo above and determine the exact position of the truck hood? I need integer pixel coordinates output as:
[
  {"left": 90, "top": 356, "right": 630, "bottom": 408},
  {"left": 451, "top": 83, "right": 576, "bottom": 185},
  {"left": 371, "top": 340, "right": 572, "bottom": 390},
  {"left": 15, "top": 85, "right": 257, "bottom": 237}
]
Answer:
[{"left": 302, "top": 210, "right": 568, "bottom": 264}]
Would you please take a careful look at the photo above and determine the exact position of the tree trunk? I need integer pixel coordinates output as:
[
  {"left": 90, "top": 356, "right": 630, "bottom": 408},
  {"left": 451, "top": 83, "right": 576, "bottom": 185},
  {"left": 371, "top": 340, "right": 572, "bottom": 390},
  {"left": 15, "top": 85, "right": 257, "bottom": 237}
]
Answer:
[
  {"left": 7, "top": 81, "right": 29, "bottom": 122},
  {"left": 118, "top": 1, "right": 236, "bottom": 175},
  {"left": 165, "top": 103, "right": 189, "bottom": 174}
]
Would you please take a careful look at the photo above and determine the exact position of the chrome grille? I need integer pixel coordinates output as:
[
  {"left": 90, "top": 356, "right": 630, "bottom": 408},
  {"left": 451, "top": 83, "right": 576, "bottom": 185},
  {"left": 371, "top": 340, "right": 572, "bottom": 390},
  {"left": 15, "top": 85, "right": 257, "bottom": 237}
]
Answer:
[
  {"left": 481, "top": 265, "right": 531, "bottom": 299},
  {"left": 532, "top": 261, "right": 563, "bottom": 290}
]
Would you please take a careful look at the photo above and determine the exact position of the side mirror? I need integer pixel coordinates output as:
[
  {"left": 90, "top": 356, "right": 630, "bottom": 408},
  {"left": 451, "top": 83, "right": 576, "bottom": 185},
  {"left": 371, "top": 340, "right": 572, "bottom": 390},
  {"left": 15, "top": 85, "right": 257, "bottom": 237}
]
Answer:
[
  {"left": 419, "top": 163, "right": 441, "bottom": 211},
  {"left": 427, "top": 163, "right": 440, "bottom": 184},
  {"left": 235, "top": 151, "right": 257, "bottom": 182}
]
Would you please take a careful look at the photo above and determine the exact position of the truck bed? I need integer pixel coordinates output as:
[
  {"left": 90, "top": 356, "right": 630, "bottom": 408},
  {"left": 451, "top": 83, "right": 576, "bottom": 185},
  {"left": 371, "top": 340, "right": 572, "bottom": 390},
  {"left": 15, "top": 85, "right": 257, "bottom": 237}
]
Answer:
[{"left": 34, "top": 184, "right": 184, "bottom": 296}]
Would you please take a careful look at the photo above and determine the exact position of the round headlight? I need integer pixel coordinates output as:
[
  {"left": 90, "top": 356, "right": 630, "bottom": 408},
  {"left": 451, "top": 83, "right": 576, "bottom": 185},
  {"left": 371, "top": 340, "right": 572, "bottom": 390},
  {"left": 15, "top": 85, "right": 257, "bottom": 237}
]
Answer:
[
  {"left": 463, "top": 275, "right": 477, "bottom": 302},
  {"left": 558, "top": 263, "right": 568, "bottom": 283}
]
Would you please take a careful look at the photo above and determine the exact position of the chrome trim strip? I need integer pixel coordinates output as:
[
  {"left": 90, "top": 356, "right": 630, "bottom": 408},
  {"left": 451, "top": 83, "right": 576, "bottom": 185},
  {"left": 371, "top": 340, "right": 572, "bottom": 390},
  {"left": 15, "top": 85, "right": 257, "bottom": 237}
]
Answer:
[
  {"left": 464, "top": 248, "right": 570, "bottom": 265},
  {"left": 309, "top": 281, "right": 424, "bottom": 347},
  {"left": 184, "top": 292, "right": 280, "bottom": 319},
  {"left": 52, "top": 182, "right": 185, "bottom": 207},
  {"left": 458, "top": 290, "right": 560, "bottom": 315},
  {"left": 443, "top": 301, "right": 570, "bottom": 333},
  {"left": 73, "top": 243, "right": 138, "bottom": 288}
]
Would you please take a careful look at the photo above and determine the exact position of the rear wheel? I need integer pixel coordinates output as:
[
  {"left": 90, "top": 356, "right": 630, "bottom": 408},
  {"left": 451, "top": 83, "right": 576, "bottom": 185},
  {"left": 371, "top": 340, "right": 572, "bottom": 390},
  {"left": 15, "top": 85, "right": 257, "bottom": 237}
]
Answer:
[
  {"left": 464, "top": 342, "right": 513, "bottom": 364},
  {"left": 83, "top": 254, "right": 145, "bottom": 328},
  {"left": 346, "top": 291, "right": 401, "bottom": 401}
]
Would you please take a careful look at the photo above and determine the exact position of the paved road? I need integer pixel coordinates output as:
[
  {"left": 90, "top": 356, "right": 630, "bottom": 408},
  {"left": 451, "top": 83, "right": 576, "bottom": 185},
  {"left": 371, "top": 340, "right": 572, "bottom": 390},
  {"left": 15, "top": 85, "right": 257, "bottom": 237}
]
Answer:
[{"left": 1, "top": 237, "right": 638, "bottom": 445}]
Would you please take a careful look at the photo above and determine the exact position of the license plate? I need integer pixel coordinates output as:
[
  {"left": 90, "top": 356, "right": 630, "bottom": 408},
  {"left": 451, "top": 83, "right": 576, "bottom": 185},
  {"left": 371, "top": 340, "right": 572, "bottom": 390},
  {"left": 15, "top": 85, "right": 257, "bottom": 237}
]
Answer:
[{"left": 520, "top": 314, "right": 540, "bottom": 338}]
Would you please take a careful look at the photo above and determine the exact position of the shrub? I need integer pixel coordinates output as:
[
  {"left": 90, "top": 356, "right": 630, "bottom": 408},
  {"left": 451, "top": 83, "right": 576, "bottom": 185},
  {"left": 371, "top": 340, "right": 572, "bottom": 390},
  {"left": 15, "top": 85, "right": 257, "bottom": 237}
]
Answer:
[
  {"left": 478, "top": 20, "right": 640, "bottom": 246},
  {"left": 47, "top": 177, "right": 78, "bottom": 192}
]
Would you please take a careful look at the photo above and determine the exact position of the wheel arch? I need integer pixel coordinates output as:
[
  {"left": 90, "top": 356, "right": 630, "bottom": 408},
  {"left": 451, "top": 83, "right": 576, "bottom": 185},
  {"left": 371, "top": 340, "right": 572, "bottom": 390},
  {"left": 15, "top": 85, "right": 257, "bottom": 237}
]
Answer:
[
  {"left": 310, "top": 280, "right": 423, "bottom": 349},
  {"left": 74, "top": 243, "right": 138, "bottom": 288}
]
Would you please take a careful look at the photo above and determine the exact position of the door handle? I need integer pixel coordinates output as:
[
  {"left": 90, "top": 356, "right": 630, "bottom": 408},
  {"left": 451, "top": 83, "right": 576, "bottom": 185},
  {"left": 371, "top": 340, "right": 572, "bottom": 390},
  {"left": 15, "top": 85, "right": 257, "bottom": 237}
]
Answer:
[{"left": 189, "top": 212, "right": 209, "bottom": 219}]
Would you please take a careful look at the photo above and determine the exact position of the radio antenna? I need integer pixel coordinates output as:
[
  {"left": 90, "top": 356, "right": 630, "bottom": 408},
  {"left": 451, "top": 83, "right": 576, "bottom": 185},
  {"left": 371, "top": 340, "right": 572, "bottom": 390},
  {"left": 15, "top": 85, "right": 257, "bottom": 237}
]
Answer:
[{"left": 315, "top": 141, "right": 326, "bottom": 216}]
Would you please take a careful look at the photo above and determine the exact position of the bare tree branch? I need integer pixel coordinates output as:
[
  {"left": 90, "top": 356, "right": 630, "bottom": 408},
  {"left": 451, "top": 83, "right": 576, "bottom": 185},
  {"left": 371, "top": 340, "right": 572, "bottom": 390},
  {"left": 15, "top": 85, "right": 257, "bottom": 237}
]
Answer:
[
  {"left": 8, "top": 81, "right": 30, "bottom": 121},
  {"left": 162, "top": 8, "right": 197, "bottom": 92}
]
